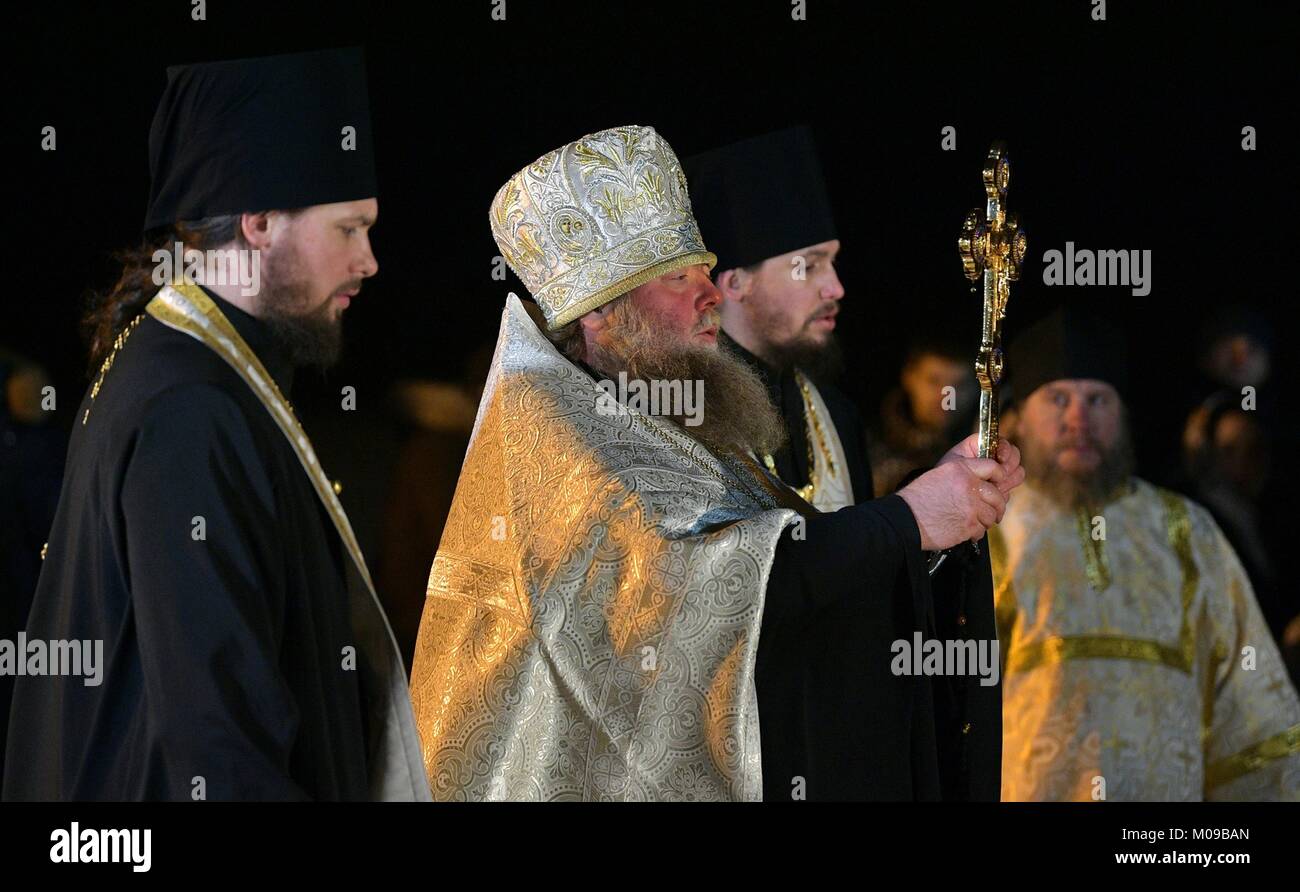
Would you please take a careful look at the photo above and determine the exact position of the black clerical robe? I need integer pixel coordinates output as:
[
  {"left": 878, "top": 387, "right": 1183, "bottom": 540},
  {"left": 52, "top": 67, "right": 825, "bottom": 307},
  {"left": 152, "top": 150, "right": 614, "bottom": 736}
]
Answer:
[
  {"left": 758, "top": 494, "right": 940, "bottom": 800},
  {"left": 4, "top": 292, "right": 382, "bottom": 801},
  {"left": 755, "top": 479, "right": 1001, "bottom": 803},
  {"left": 726, "top": 337, "right": 1000, "bottom": 801}
]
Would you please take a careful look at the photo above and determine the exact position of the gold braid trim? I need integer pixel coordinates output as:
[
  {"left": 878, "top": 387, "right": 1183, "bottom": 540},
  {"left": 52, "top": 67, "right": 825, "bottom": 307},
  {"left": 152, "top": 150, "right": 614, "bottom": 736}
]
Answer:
[
  {"left": 1010, "top": 635, "right": 1191, "bottom": 675},
  {"left": 545, "top": 251, "right": 716, "bottom": 329},
  {"left": 1201, "top": 639, "right": 1227, "bottom": 746},
  {"left": 1159, "top": 487, "right": 1199, "bottom": 671},
  {"left": 796, "top": 368, "right": 837, "bottom": 478},
  {"left": 989, "top": 525, "right": 1017, "bottom": 677},
  {"left": 1074, "top": 506, "right": 1111, "bottom": 591},
  {"left": 1205, "top": 723, "right": 1300, "bottom": 790},
  {"left": 1005, "top": 486, "right": 1199, "bottom": 676}
]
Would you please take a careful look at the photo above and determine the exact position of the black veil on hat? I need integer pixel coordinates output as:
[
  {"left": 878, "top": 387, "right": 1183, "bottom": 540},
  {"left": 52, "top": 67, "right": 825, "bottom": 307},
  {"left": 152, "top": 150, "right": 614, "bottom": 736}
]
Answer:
[
  {"left": 683, "top": 126, "right": 837, "bottom": 274},
  {"left": 144, "top": 47, "right": 377, "bottom": 232},
  {"left": 1007, "top": 304, "right": 1129, "bottom": 405}
]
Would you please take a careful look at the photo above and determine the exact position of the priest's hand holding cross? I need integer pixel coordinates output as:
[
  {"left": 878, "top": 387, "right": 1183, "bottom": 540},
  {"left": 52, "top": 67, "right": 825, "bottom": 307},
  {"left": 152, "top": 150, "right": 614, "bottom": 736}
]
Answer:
[{"left": 898, "top": 433, "right": 1024, "bottom": 551}]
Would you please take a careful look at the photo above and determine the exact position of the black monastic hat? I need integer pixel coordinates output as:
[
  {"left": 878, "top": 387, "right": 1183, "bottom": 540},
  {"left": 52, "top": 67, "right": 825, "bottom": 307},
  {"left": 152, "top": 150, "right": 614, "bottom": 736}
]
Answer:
[
  {"left": 144, "top": 48, "right": 377, "bottom": 232},
  {"left": 683, "top": 126, "right": 837, "bottom": 273},
  {"left": 1007, "top": 304, "right": 1129, "bottom": 405}
]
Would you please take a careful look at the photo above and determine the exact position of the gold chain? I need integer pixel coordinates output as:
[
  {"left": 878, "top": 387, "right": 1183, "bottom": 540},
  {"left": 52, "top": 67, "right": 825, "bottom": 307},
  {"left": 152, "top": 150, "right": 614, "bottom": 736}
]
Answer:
[
  {"left": 762, "top": 368, "right": 836, "bottom": 503},
  {"left": 796, "top": 369, "right": 837, "bottom": 480},
  {"left": 83, "top": 314, "right": 145, "bottom": 425}
]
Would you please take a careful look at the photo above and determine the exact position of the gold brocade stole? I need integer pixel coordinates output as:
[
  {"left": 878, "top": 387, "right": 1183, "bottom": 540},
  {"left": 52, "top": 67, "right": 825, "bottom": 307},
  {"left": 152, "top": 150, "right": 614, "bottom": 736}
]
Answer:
[
  {"left": 760, "top": 369, "right": 852, "bottom": 511},
  {"left": 145, "top": 280, "right": 377, "bottom": 597},
  {"left": 992, "top": 486, "right": 1198, "bottom": 677}
]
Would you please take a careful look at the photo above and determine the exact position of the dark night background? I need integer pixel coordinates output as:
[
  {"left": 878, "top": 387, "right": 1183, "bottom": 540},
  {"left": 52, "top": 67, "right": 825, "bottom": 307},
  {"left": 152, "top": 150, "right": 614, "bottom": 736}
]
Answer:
[{"left": 6, "top": 0, "right": 1297, "bottom": 558}]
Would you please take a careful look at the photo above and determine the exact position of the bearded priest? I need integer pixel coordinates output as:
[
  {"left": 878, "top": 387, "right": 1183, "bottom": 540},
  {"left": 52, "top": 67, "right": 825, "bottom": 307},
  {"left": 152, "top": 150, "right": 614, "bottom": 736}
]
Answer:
[
  {"left": 409, "top": 125, "right": 1023, "bottom": 801},
  {"left": 3, "top": 50, "right": 427, "bottom": 802},
  {"left": 994, "top": 306, "right": 1299, "bottom": 800}
]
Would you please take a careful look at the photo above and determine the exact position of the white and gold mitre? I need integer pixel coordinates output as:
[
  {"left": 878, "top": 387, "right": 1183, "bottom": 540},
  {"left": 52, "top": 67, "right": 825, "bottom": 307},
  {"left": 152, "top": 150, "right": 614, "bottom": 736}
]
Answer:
[{"left": 489, "top": 125, "right": 716, "bottom": 330}]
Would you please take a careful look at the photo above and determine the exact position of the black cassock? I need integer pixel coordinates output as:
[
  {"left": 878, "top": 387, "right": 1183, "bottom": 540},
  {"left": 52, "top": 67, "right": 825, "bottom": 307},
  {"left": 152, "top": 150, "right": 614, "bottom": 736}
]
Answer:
[
  {"left": 728, "top": 338, "right": 1001, "bottom": 802},
  {"left": 4, "top": 292, "right": 374, "bottom": 801}
]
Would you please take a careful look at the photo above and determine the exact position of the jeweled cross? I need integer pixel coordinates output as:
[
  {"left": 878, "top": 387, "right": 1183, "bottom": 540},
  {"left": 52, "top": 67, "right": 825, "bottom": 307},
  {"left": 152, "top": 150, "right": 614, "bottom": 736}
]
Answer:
[{"left": 958, "top": 141, "right": 1028, "bottom": 459}]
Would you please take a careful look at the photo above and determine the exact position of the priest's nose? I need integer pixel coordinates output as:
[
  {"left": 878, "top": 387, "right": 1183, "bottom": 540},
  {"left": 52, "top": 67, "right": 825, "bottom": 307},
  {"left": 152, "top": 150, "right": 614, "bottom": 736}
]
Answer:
[
  {"left": 1062, "top": 396, "right": 1090, "bottom": 434},
  {"left": 822, "top": 267, "right": 846, "bottom": 301},
  {"left": 696, "top": 276, "right": 721, "bottom": 313},
  {"left": 355, "top": 242, "right": 379, "bottom": 279}
]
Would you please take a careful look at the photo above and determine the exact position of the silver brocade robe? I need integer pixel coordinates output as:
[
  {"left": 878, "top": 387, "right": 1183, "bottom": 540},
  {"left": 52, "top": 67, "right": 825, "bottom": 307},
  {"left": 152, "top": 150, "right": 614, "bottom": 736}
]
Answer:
[
  {"left": 409, "top": 295, "right": 799, "bottom": 800},
  {"left": 992, "top": 478, "right": 1300, "bottom": 800}
]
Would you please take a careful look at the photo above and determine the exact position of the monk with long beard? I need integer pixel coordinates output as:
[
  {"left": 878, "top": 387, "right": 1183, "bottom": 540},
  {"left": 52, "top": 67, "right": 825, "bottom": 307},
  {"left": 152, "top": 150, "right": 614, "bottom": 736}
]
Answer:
[
  {"left": 581, "top": 292, "right": 786, "bottom": 460},
  {"left": 993, "top": 306, "right": 1299, "bottom": 800},
  {"left": 409, "top": 125, "right": 1024, "bottom": 801}
]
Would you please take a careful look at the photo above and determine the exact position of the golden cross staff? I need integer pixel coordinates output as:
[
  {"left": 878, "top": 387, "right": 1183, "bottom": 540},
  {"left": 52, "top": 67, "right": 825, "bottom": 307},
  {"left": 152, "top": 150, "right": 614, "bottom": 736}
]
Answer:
[
  {"left": 929, "top": 141, "right": 1027, "bottom": 575},
  {"left": 959, "top": 141, "right": 1027, "bottom": 459}
]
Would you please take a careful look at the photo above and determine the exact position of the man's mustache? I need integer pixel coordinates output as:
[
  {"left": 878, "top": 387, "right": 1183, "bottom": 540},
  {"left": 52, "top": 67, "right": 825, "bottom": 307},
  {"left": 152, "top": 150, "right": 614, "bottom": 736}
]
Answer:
[
  {"left": 692, "top": 309, "right": 721, "bottom": 335},
  {"left": 1056, "top": 435, "right": 1102, "bottom": 452},
  {"left": 805, "top": 303, "right": 838, "bottom": 325}
]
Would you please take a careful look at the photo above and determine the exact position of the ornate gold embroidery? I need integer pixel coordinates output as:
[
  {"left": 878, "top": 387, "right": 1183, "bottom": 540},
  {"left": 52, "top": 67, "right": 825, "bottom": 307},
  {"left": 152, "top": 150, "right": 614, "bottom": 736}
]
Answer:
[
  {"left": 489, "top": 126, "right": 716, "bottom": 330},
  {"left": 1205, "top": 723, "right": 1300, "bottom": 789},
  {"left": 410, "top": 295, "right": 798, "bottom": 800},
  {"left": 797, "top": 369, "right": 836, "bottom": 481},
  {"left": 427, "top": 553, "right": 527, "bottom": 628}
]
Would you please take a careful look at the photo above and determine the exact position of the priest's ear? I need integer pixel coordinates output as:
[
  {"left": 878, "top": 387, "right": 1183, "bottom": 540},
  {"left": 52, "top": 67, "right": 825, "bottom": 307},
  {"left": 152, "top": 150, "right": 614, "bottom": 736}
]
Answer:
[
  {"left": 238, "top": 211, "right": 275, "bottom": 250},
  {"left": 238, "top": 209, "right": 297, "bottom": 250},
  {"left": 715, "top": 267, "right": 754, "bottom": 304},
  {"left": 578, "top": 297, "right": 621, "bottom": 350}
]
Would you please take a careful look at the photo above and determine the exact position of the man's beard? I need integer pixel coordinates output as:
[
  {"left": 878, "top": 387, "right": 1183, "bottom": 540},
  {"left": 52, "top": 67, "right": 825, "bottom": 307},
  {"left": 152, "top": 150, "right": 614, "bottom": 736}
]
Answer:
[
  {"left": 1020, "top": 413, "right": 1137, "bottom": 509},
  {"left": 255, "top": 240, "right": 350, "bottom": 370},
  {"left": 765, "top": 330, "right": 844, "bottom": 384},
  {"left": 750, "top": 295, "right": 844, "bottom": 384},
  {"left": 587, "top": 297, "right": 788, "bottom": 458}
]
